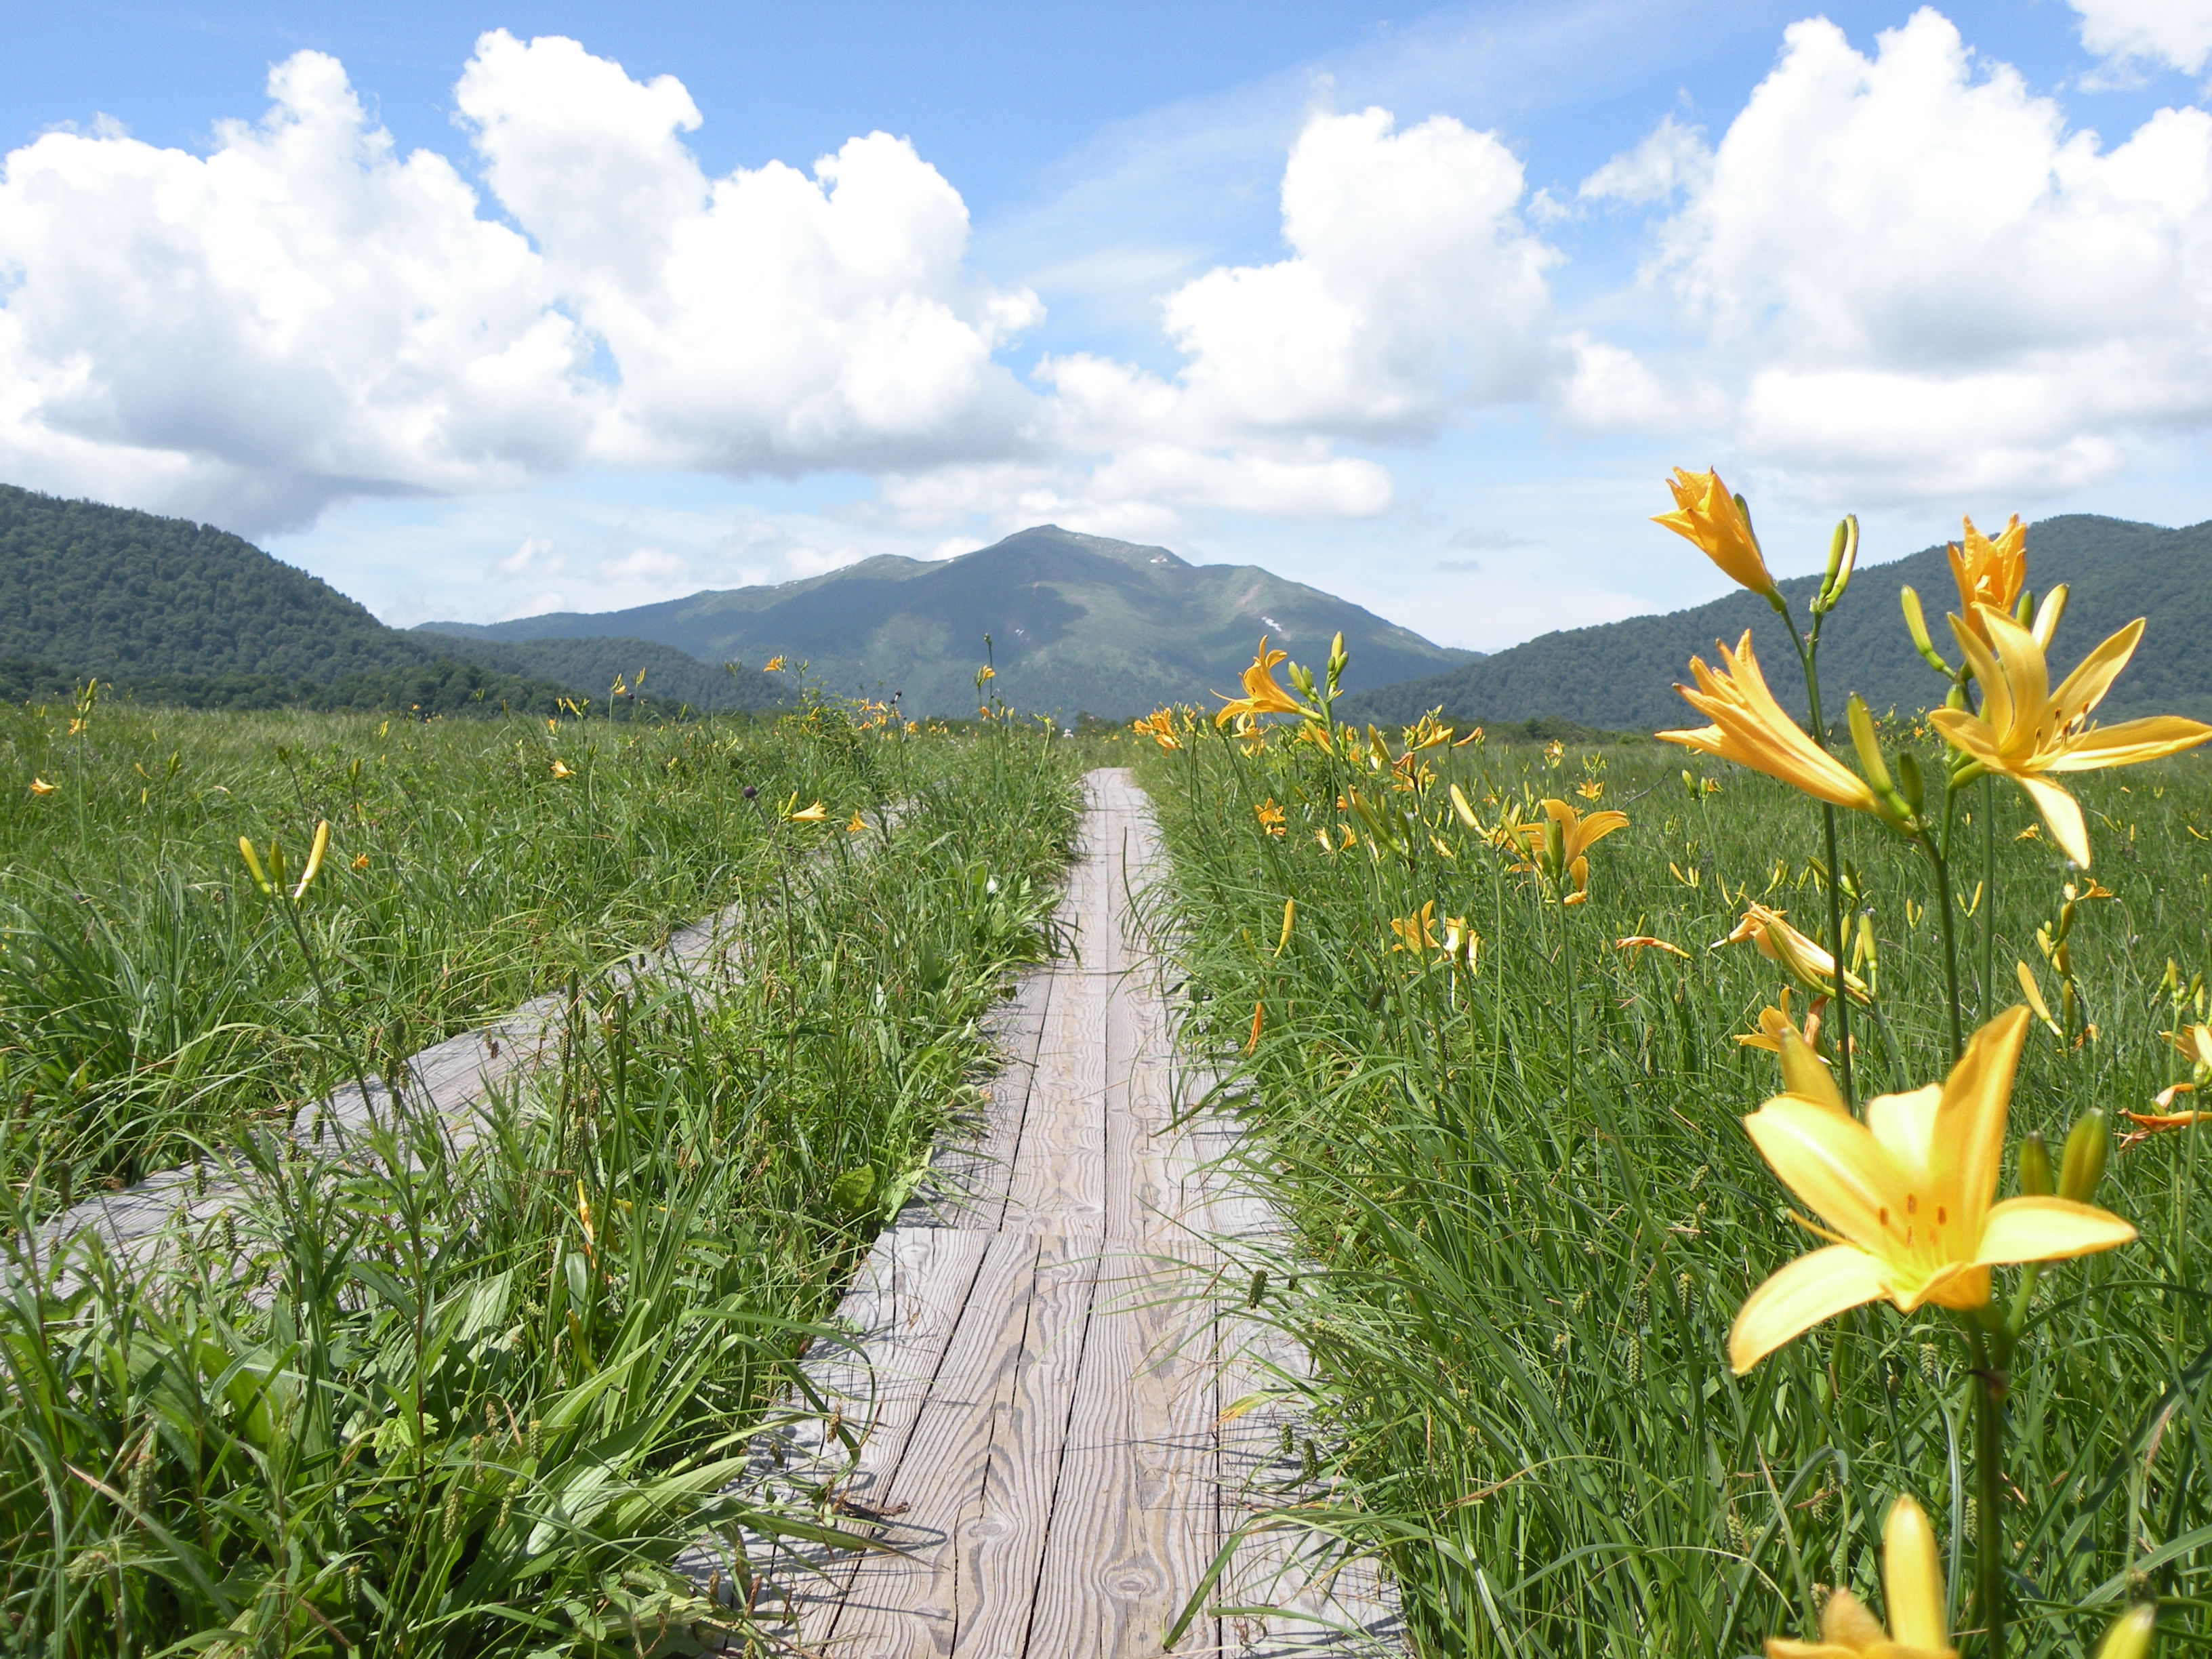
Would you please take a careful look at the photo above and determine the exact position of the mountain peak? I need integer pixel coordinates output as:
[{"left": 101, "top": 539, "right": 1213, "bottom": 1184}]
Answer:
[{"left": 422, "top": 524, "right": 1469, "bottom": 716}]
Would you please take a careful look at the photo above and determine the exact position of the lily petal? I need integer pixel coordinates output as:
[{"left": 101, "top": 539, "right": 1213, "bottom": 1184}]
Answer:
[
  {"left": 2042, "top": 714, "right": 2212, "bottom": 772},
  {"left": 1974, "top": 1195, "right": 2136, "bottom": 1265},
  {"left": 2016, "top": 775, "right": 2091, "bottom": 867},
  {"left": 2048, "top": 617, "right": 2144, "bottom": 728},
  {"left": 1884, "top": 1495, "right": 1950, "bottom": 1656},
  {"left": 1928, "top": 1007, "right": 2028, "bottom": 1242},
  {"left": 1744, "top": 1097, "right": 1906, "bottom": 1249},
  {"left": 1730, "top": 1246, "right": 1889, "bottom": 1374}
]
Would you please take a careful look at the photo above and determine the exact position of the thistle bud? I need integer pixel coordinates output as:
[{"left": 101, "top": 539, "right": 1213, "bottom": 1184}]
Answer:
[
  {"left": 2059, "top": 1111, "right": 2109, "bottom": 1203},
  {"left": 2018, "top": 1131, "right": 2053, "bottom": 1197}
]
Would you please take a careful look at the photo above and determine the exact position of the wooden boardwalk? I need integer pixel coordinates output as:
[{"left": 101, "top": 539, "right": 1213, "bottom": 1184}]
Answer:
[{"left": 733, "top": 770, "right": 1398, "bottom": 1659}]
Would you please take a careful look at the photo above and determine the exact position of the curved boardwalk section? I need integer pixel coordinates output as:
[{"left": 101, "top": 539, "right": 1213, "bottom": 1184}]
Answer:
[{"left": 745, "top": 769, "right": 1397, "bottom": 1658}]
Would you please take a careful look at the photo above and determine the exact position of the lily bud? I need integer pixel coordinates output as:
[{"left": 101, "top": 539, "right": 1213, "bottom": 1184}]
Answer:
[
  {"left": 1900, "top": 586, "right": 1953, "bottom": 676},
  {"left": 1288, "top": 660, "right": 1318, "bottom": 699},
  {"left": 1893, "top": 750, "right": 1927, "bottom": 816},
  {"left": 237, "top": 836, "right": 274, "bottom": 895},
  {"left": 2060, "top": 1111, "right": 2109, "bottom": 1203},
  {"left": 2018, "top": 1131, "right": 2053, "bottom": 1197},
  {"left": 2014, "top": 586, "right": 2035, "bottom": 626},
  {"left": 1543, "top": 815, "right": 1567, "bottom": 880},
  {"left": 2032, "top": 582, "right": 2070, "bottom": 652},
  {"left": 2094, "top": 1605, "right": 2157, "bottom": 1659},
  {"left": 1448, "top": 783, "right": 1483, "bottom": 830},
  {"left": 1814, "top": 515, "right": 1858, "bottom": 613},
  {"left": 1846, "top": 695, "right": 1912, "bottom": 826}
]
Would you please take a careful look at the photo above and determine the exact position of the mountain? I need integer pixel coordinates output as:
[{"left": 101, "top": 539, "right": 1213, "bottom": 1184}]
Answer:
[
  {"left": 0, "top": 483, "right": 782, "bottom": 716},
  {"left": 416, "top": 524, "right": 1477, "bottom": 718},
  {"left": 1342, "top": 514, "right": 2212, "bottom": 733}
]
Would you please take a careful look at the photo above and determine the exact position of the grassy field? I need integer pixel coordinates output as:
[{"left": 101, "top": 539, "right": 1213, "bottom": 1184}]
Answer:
[
  {"left": 2, "top": 693, "right": 1082, "bottom": 1654},
  {"left": 1144, "top": 657, "right": 2212, "bottom": 1655}
]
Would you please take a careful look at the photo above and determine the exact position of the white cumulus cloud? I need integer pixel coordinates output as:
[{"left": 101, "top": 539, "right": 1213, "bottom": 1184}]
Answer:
[
  {"left": 455, "top": 30, "right": 1042, "bottom": 478},
  {"left": 2070, "top": 0, "right": 2212, "bottom": 75},
  {"left": 1650, "top": 7, "right": 2212, "bottom": 504},
  {"left": 0, "top": 49, "right": 593, "bottom": 533}
]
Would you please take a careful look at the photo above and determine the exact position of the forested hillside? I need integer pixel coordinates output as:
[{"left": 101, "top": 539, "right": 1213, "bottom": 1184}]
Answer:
[
  {"left": 0, "top": 485, "right": 783, "bottom": 715},
  {"left": 1344, "top": 513, "right": 2211, "bottom": 731},
  {"left": 422, "top": 524, "right": 1476, "bottom": 718}
]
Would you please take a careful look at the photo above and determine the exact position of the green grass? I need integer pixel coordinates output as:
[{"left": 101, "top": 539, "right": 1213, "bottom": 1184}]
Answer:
[
  {"left": 0, "top": 696, "right": 933, "bottom": 1209},
  {"left": 1144, "top": 720, "right": 2212, "bottom": 1658},
  {"left": 1, "top": 697, "right": 1084, "bottom": 1654}
]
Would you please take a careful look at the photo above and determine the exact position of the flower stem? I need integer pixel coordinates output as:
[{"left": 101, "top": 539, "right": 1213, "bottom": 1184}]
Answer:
[
  {"left": 1926, "top": 836, "right": 1967, "bottom": 1065},
  {"left": 1780, "top": 607, "right": 1855, "bottom": 1109},
  {"left": 1965, "top": 1316, "right": 2012, "bottom": 1658},
  {"left": 1979, "top": 773, "right": 1997, "bottom": 1019}
]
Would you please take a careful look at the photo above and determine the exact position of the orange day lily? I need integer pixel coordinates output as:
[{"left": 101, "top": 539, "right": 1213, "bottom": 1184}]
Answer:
[
  {"left": 1132, "top": 708, "right": 1183, "bottom": 750},
  {"left": 1254, "top": 798, "right": 1286, "bottom": 836},
  {"left": 1658, "top": 634, "right": 1889, "bottom": 821},
  {"left": 1929, "top": 605, "right": 2212, "bottom": 866},
  {"left": 1516, "top": 798, "right": 1629, "bottom": 903},
  {"left": 1718, "top": 903, "right": 1870, "bottom": 1004},
  {"left": 1652, "top": 468, "right": 1780, "bottom": 602},
  {"left": 1616, "top": 935, "right": 1690, "bottom": 960},
  {"left": 1729, "top": 1007, "right": 2136, "bottom": 1373},
  {"left": 1946, "top": 514, "right": 2026, "bottom": 645},
  {"left": 1214, "top": 636, "right": 1314, "bottom": 726},
  {"left": 1389, "top": 900, "right": 1441, "bottom": 952}
]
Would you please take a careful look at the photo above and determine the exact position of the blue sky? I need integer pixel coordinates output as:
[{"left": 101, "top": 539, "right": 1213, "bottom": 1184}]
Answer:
[{"left": 3, "top": 0, "right": 2210, "bottom": 651}]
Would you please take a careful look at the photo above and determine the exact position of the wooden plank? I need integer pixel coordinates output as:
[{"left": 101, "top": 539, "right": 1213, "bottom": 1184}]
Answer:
[
  {"left": 811, "top": 1230, "right": 1094, "bottom": 1657},
  {"left": 901, "top": 965, "right": 1055, "bottom": 1231},
  {"left": 1002, "top": 882, "right": 1111, "bottom": 1240},
  {"left": 943, "top": 1233, "right": 1101, "bottom": 1658},
  {"left": 1023, "top": 1240, "right": 1219, "bottom": 1658}
]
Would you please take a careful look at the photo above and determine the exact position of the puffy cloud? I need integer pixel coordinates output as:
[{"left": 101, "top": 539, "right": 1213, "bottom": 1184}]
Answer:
[
  {"left": 1047, "top": 107, "right": 1555, "bottom": 451},
  {"left": 455, "top": 30, "right": 1042, "bottom": 476},
  {"left": 1651, "top": 8, "right": 2212, "bottom": 504},
  {"left": 2070, "top": 0, "right": 2212, "bottom": 75},
  {"left": 0, "top": 35, "right": 1043, "bottom": 535},
  {"left": 996, "top": 106, "right": 1554, "bottom": 535},
  {"left": 0, "top": 49, "right": 593, "bottom": 533},
  {"left": 1579, "top": 116, "right": 1711, "bottom": 205}
]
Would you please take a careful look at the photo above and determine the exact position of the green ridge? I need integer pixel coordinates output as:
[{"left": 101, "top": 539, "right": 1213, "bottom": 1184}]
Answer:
[
  {"left": 417, "top": 523, "right": 1476, "bottom": 719},
  {"left": 1342, "top": 513, "right": 2209, "bottom": 732}
]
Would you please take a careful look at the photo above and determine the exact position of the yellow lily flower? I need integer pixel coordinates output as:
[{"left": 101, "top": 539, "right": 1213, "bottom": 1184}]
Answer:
[
  {"left": 1658, "top": 633, "right": 1887, "bottom": 819},
  {"left": 846, "top": 810, "right": 867, "bottom": 834},
  {"left": 1616, "top": 935, "right": 1690, "bottom": 960},
  {"left": 762, "top": 656, "right": 785, "bottom": 672},
  {"left": 1132, "top": 708, "right": 1183, "bottom": 750},
  {"left": 785, "top": 798, "right": 829, "bottom": 824},
  {"left": 1729, "top": 1007, "right": 2137, "bottom": 1373},
  {"left": 1945, "top": 513, "right": 2026, "bottom": 645},
  {"left": 550, "top": 758, "right": 575, "bottom": 779},
  {"left": 1653, "top": 467, "right": 1779, "bottom": 601},
  {"left": 1719, "top": 903, "right": 1870, "bottom": 1004},
  {"left": 1254, "top": 798, "right": 1287, "bottom": 836},
  {"left": 1214, "top": 636, "right": 1315, "bottom": 726},
  {"left": 1389, "top": 900, "right": 1441, "bottom": 953},
  {"left": 29, "top": 776, "right": 56, "bottom": 796},
  {"left": 1737, "top": 987, "right": 1826, "bottom": 1057},
  {"left": 1928, "top": 605, "right": 2212, "bottom": 866},
  {"left": 1765, "top": 1494, "right": 1952, "bottom": 1659},
  {"left": 1515, "top": 798, "right": 1630, "bottom": 903}
]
